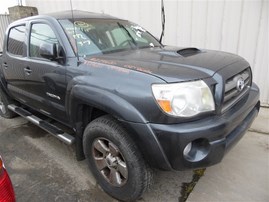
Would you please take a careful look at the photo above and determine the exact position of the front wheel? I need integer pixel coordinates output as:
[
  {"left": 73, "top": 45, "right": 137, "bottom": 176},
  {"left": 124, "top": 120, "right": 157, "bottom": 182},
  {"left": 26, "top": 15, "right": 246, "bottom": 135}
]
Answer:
[{"left": 83, "top": 115, "right": 152, "bottom": 201}]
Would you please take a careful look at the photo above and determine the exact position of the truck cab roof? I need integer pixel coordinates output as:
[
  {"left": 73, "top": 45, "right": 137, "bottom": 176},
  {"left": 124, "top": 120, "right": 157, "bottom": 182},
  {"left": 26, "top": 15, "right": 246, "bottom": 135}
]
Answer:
[
  {"left": 47, "top": 10, "right": 119, "bottom": 20},
  {"left": 11, "top": 10, "right": 120, "bottom": 24}
]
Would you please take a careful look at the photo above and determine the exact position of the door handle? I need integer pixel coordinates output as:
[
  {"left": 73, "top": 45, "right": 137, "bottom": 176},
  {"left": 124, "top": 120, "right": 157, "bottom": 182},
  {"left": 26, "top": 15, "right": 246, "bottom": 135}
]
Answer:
[
  {"left": 3, "top": 63, "right": 8, "bottom": 69},
  {"left": 24, "top": 67, "right": 32, "bottom": 75}
]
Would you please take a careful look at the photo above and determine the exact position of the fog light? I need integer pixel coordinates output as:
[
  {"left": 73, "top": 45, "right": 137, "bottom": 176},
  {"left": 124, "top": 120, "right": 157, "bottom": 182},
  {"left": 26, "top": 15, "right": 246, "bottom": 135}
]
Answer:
[{"left": 183, "top": 139, "right": 210, "bottom": 162}]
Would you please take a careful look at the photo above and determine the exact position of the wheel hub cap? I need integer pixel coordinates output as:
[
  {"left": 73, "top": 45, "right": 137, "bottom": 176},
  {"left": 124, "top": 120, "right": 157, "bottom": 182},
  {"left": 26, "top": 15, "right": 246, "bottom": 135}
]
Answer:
[
  {"left": 105, "top": 154, "right": 117, "bottom": 168},
  {"left": 92, "top": 138, "right": 128, "bottom": 187}
]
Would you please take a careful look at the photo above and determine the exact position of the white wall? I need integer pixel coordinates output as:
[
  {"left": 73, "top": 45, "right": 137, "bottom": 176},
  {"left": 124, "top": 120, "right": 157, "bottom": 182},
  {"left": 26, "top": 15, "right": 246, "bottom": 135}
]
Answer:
[{"left": 25, "top": 0, "right": 269, "bottom": 105}]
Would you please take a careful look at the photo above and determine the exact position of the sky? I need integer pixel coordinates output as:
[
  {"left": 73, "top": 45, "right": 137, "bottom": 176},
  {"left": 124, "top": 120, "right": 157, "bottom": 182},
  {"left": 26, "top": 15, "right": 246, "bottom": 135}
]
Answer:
[{"left": 0, "top": 0, "right": 26, "bottom": 14}]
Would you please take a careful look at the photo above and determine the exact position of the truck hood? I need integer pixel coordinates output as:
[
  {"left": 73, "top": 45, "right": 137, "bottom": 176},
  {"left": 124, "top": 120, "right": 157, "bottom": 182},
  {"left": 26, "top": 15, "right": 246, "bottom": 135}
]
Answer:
[{"left": 85, "top": 46, "right": 245, "bottom": 82}]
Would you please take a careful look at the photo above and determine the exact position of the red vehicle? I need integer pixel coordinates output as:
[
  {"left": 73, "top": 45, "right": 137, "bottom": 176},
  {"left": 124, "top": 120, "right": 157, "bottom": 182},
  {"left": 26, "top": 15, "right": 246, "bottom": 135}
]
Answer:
[{"left": 0, "top": 156, "right": 15, "bottom": 202}]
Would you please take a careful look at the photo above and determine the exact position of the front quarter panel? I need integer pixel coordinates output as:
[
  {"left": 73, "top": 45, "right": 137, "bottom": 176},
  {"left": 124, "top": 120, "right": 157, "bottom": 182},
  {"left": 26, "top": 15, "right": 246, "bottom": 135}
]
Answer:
[
  {"left": 66, "top": 61, "right": 166, "bottom": 124},
  {"left": 65, "top": 63, "right": 173, "bottom": 170}
]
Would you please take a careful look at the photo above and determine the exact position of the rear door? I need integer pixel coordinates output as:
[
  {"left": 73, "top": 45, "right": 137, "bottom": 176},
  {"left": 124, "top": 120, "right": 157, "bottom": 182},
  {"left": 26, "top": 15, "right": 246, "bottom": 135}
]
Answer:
[{"left": 2, "top": 24, "right": 28, "bottom": 102}]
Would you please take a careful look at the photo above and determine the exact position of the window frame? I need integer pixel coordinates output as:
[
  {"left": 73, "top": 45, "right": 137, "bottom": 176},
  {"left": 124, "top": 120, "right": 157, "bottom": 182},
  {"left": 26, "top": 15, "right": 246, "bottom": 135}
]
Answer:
[
  {"left": 27, "top": 20, "right": 66, "bottom": 62},
  {"left": 6, "top": 24, "right": 26, "bottom": 57},
  {"left": 29, "top": 22, "right": 59, "bottom": 60}
]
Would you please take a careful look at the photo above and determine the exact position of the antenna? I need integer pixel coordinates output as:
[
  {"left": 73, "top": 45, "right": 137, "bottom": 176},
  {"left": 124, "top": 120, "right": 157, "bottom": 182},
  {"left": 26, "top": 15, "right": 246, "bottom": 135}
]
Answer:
[
  {"left": 159, "top": 0, "right": 165, "bottom": 44},
  {"left": 17, "top": 0, "right": 22, "bottom": 6},
  {"left": 69, "top": 0, "right": 80, "bottom": 65}
]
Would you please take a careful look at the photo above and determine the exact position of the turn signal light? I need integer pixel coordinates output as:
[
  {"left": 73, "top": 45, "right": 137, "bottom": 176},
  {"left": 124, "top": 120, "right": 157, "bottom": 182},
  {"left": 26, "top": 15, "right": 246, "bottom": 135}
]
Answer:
[{"left": 157, "top": 100, "right": 172, "bottom": 113}]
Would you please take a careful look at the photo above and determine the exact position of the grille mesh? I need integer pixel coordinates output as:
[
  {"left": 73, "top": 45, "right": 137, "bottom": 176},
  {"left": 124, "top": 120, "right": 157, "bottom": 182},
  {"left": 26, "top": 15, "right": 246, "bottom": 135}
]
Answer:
[{"left": 222, "top": 68, "right": 251, "bottom": 112}]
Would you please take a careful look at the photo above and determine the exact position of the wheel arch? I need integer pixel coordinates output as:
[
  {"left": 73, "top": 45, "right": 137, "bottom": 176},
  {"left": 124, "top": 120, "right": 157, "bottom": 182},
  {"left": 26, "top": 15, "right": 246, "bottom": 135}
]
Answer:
[
  {"left": 73, "top": 103, "right": 172, "bottom": 170},
  {"left": 68, "top": 85, "right": 147, "bottom": 161},
  {"left": 68, "top": 85, "right": 147, "bottom": 125}
]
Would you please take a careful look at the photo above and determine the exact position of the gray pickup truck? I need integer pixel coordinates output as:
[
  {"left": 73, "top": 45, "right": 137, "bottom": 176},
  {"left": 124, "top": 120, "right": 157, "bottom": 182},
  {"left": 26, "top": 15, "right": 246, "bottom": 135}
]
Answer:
[{"left": 0, "top": 10, "right": 260, "bottom": 201}]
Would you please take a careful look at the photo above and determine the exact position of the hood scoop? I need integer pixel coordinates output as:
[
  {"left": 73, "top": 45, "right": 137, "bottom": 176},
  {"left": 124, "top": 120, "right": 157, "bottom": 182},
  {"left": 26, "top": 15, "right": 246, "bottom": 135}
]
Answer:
[
  {"left": 177, "top": 47, "right": 201, "bottom": 57},
  {"left": 159, "top": 47, "right": 202, "bottom": 57}
]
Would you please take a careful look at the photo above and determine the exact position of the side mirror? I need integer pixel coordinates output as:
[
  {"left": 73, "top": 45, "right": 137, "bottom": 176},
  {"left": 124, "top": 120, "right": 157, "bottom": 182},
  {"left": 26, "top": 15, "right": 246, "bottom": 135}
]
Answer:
[{"left": 39, "top": 43, "right": 57, "bottom": 60}]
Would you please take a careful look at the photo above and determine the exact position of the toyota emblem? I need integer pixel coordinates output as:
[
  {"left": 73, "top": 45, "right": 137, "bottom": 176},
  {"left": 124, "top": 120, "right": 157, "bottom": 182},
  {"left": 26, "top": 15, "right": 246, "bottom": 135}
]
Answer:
[{"left": 236, "top": 77, "right": 245, "bottom": 92}]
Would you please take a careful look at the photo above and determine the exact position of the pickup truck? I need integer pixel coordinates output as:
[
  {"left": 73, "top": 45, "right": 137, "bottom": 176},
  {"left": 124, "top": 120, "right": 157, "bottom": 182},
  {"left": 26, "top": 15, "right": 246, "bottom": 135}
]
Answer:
[{"left": 0, "top": 10, "right": 260, "bottom": 201}]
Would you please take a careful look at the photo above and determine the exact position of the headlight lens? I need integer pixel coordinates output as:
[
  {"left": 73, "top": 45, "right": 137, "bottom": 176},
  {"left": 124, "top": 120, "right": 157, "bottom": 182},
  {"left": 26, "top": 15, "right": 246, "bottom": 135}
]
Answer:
[{"left": 152, "top": 80, "right": 215, "bottom": 117}]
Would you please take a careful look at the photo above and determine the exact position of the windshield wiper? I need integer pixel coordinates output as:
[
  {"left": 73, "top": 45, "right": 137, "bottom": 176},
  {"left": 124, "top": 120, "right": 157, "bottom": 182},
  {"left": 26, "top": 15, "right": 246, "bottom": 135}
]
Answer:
[{"left": 117, "top": 22, "right": 137, "bottom": 48}]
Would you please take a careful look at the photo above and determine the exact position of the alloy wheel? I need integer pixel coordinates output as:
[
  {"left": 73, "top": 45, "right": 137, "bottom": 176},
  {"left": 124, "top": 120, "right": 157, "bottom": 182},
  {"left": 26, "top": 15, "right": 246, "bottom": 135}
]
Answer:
[{"left": 92, "top": 138, "right": 128, "bottom": 187}]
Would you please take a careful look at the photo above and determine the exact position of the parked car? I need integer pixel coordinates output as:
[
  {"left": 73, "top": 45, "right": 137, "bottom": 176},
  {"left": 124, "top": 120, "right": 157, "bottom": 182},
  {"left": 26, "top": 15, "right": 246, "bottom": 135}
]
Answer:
[
  {"left": 0, "top": 10, "right": 260, "bottom": 201},
  {"left": 0, "top": 156, "right": 15, "bottom": 202}
]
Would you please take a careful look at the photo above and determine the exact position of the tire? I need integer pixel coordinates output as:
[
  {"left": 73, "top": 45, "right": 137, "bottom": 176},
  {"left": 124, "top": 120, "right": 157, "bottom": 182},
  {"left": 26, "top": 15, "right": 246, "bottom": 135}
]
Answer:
[
  {"left": 0, "top": 86, "right": 16, "bottom": 118},
  {"left": 83, "top": 115, "right": 152, "bottom": 201}
]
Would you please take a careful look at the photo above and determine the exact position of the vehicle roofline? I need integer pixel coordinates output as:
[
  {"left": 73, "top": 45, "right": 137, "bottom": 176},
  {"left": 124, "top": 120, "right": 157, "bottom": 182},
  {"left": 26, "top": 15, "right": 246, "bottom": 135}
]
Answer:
[{"left": 10, "top": 10, "right": 123, "bottom": 23}]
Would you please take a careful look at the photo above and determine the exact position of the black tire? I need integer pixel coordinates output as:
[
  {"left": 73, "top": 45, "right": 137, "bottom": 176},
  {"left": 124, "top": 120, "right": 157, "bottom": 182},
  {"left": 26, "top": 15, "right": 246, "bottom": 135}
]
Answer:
[
  {"left": 83, "top": 115, "right": 152, "bottom": 201},
  {"left": 0, "top": 86, "right": 16, "bottom": 118}
]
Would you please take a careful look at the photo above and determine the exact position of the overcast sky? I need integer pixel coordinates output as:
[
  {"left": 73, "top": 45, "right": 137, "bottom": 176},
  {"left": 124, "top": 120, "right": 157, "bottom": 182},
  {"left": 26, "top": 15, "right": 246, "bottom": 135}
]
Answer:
[{"left": 0, "top": 0, "right": 26, "bottom": 14}]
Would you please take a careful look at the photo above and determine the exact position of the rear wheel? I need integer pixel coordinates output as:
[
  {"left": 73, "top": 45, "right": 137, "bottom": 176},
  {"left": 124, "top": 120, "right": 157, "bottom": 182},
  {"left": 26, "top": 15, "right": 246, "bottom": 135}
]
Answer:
[
  {"left": 0, "top": 87, "right": 16, "bottom": 118},
  {"left": 83, "top": 115, "right": 152, "bottom": 201}
]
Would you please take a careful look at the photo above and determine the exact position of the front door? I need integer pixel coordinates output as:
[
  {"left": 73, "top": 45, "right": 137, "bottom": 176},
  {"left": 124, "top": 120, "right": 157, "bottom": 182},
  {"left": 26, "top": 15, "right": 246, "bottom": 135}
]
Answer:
[{"left": 25, "top": 22, "right": 68, "bottom": 122}]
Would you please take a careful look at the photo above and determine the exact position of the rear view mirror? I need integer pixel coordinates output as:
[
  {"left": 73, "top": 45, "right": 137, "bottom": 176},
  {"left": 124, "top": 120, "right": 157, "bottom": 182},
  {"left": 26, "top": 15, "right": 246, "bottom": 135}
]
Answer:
[{"left": 39, "top": 43, "right": 57, "bottom": 60}]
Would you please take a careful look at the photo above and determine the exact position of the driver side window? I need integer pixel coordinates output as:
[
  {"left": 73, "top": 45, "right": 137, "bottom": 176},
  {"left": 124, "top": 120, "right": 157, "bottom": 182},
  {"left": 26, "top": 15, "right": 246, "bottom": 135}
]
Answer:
[
  {"left": 30, "top": 23, "right": 59, "bottom": 58},
  {"left": 111, "top": 28, "right": 126, "bottom": 46}
]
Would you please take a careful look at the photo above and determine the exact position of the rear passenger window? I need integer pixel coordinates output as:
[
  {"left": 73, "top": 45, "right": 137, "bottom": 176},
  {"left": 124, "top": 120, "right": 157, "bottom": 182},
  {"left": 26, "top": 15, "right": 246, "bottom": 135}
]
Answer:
[{"left": 7, "top": 25, "right": 25, "bottom": 56}]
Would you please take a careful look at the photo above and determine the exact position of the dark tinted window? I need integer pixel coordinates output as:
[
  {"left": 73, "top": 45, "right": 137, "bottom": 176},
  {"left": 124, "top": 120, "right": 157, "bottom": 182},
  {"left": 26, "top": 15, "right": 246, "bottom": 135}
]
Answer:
[
  {"left": 7, "top": 25, "right": 25, "bottom": 56},
  {"left": 30, "top": 23, "right": 59, "bottom": 58}
]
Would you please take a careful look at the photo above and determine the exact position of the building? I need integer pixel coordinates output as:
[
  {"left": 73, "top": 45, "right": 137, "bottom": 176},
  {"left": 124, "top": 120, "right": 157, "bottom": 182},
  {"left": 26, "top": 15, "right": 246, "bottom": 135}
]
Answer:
[{"left": 2, "top": 0, "right": 269, "bottom": 105}]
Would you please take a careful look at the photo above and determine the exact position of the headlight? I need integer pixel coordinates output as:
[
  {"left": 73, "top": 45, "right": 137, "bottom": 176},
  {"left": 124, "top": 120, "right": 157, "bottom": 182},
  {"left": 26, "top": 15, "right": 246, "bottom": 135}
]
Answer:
[{"left": 152, "top": 80, "right": 215, "bottom": 117}]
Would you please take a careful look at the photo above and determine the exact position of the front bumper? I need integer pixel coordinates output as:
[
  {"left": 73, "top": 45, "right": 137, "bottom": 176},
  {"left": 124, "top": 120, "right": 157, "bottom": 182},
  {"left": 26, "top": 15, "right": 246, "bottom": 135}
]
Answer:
[
  {"left": 149, "top": 83, "right": 260, "bottom": 170},
  {"left": 123, "top": 83, "right": 260, "bottom": 171}
]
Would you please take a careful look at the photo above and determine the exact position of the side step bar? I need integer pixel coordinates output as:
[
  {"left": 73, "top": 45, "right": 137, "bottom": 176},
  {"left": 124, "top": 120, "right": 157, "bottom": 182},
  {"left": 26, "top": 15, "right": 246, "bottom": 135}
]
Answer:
[{"left": 8, "top": 104, "right": 75, "bottom": 145}]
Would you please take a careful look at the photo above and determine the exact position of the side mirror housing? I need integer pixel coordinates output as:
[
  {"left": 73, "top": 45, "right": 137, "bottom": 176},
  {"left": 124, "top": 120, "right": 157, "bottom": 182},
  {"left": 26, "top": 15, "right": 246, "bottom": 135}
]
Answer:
[{"left": 39, "top": 43, "right": 57, "bottom": 60}]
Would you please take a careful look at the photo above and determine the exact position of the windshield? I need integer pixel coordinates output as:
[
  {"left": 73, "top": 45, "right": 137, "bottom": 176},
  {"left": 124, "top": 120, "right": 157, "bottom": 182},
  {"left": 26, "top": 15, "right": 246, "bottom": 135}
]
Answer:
[{"left": 59, "top": 19, "right": 161, "bottom": 57}]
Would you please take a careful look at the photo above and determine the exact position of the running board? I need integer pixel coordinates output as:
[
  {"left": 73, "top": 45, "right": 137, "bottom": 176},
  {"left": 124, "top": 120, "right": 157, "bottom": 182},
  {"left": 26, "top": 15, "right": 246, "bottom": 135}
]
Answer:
[{"left": 8, "top": 104, "right": 75, "bottom": 145}]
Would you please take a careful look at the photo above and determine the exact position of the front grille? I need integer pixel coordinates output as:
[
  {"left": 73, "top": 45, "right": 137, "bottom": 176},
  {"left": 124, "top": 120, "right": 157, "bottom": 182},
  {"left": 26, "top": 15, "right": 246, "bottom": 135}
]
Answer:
[{"left": 222, "top": 68, "right": 251, "bottom": 112}]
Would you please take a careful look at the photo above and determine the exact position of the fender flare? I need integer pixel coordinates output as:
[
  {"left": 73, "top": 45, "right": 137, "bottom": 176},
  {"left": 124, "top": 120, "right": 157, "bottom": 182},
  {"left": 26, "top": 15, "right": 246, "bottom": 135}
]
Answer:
[
  {"left": 68, "top": 84, "right": 147, "bottom": 124},
  {"left": 67, "top": 85, "right": 172, "bottom": 170}
]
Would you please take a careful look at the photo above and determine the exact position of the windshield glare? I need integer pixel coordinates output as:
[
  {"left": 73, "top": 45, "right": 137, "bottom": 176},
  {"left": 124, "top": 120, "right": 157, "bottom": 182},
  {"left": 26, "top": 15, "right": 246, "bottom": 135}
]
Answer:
[{"left": 59, "top": 19, "right": 161, "bottom": 57}]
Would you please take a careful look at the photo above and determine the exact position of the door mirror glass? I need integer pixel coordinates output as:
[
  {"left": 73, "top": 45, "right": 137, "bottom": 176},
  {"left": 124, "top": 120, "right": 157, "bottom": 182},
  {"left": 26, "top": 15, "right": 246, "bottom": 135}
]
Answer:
[{"left": 39, "top": 43, "right": 57, "bottom": 60}]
